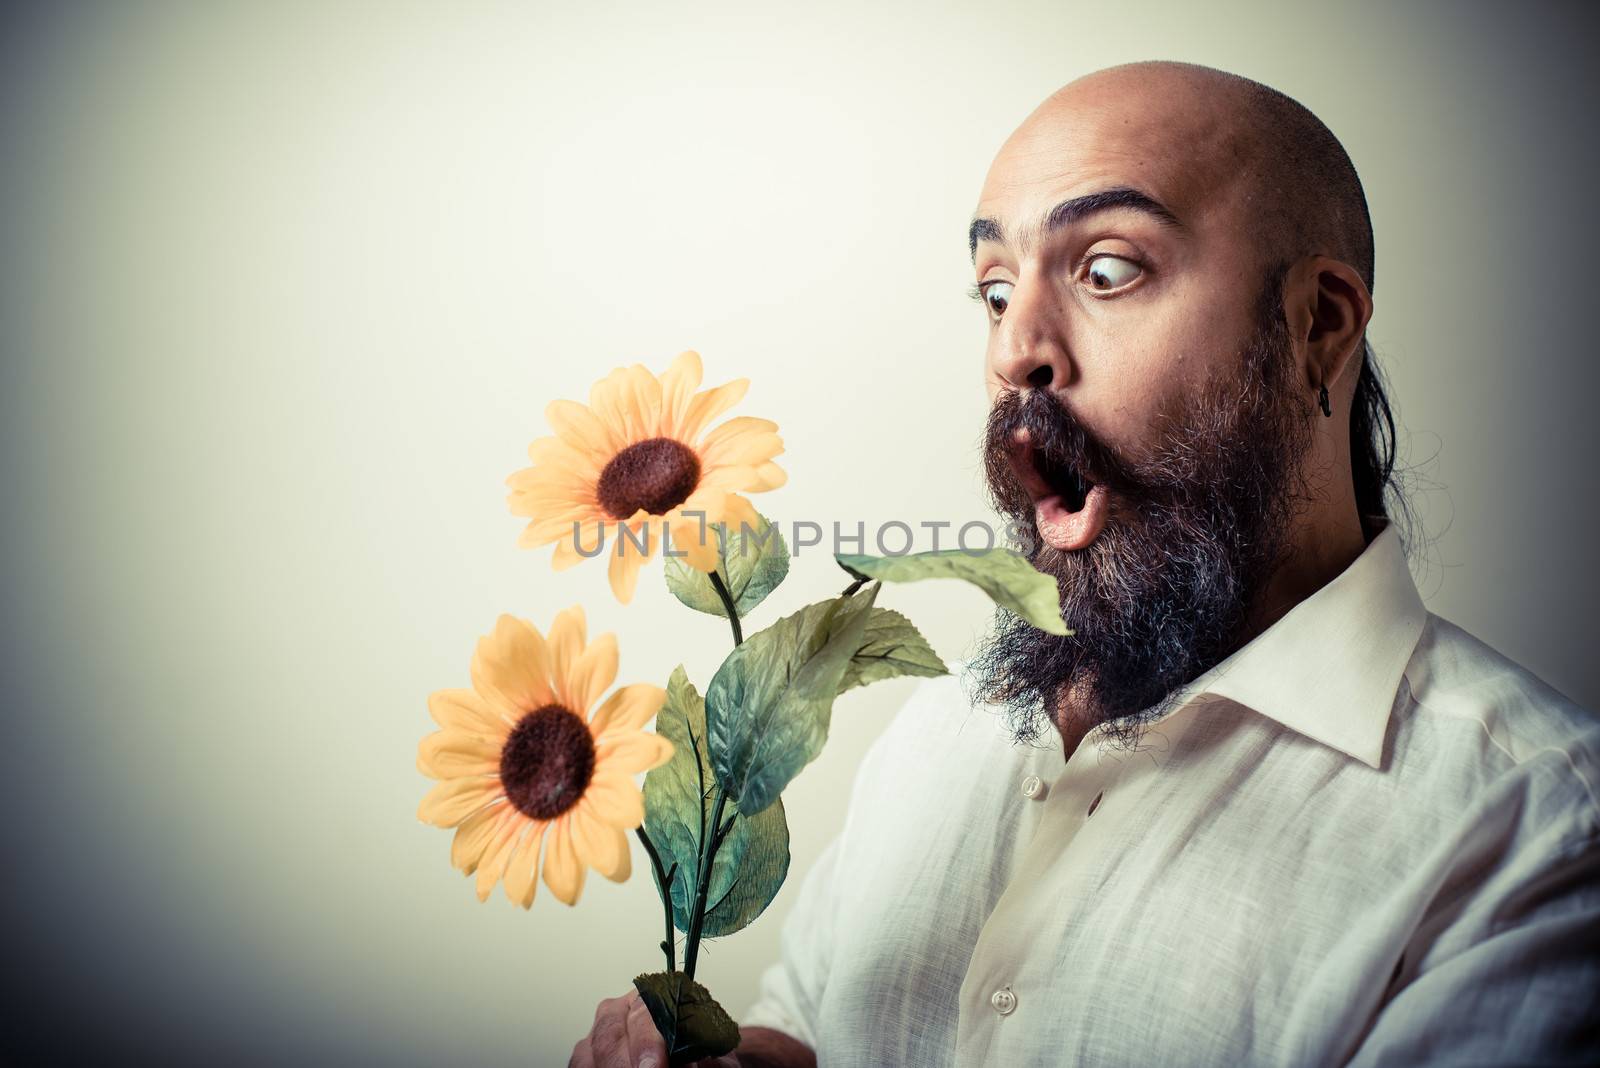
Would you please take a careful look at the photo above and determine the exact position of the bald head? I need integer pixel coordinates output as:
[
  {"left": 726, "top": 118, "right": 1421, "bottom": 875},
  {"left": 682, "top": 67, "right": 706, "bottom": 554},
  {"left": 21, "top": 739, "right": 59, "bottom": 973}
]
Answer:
[
  {"left": 1112, "top": 63, "right": 1374, "bottom": 293},
  {"left": 980, "top": 61, "right": 1374, "bottom": 291}
]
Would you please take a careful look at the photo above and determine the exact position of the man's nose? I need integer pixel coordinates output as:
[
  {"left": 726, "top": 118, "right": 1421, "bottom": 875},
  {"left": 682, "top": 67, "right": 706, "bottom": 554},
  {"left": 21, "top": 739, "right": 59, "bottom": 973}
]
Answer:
[{"left": 990, "top": 280, "right": 1073, "bottom": 391}]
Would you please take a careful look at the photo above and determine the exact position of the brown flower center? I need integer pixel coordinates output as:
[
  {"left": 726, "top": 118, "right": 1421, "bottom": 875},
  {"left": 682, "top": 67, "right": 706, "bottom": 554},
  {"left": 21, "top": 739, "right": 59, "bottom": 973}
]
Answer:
[
  {"left": 595, "top": 437, "right": 701, "bottom": 520},
  {"left": 499, "top": 704, "right": 595, "bottom": 821}
]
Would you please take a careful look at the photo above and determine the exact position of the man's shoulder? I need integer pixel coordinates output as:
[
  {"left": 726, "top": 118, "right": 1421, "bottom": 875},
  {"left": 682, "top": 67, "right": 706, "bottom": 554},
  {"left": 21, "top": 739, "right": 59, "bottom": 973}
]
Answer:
[
  {"left": 1404, "top": 611, "right": 1598, "bottom": 752},
  {"left": 1399, "top": 611, "right": 1600, "bottom": 828}
]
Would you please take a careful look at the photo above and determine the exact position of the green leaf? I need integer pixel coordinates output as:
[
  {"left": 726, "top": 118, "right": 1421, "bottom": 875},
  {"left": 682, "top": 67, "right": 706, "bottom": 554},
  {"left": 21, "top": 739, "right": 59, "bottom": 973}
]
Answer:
[
  {"left": 706, "top": 585, "right": 879, "bottom": 816},
  {"left": 700, "top": 795, "right": 789, "bottom": 937},
  {"left": 839, "top": 607, "right": 949, "bottom": 693},
  {"left": 835, "top": 548, "right": 1071, "bottom": 635},
  {"left": 664, "top": 513, "right": 789, "bottom": 618},
  {"left": 633, "top": 972, "right": 740, "bottom": 1064},
  {"left": 643, "top": 667, "right": 791, "bottom": 937}
]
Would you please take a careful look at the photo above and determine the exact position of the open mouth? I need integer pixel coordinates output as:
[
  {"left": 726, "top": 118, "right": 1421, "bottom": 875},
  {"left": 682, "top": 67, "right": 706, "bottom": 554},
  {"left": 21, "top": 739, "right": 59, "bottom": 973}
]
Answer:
[
  {"left": 1030, "top": 447, "right": 1093, "bottom": 513},
  {"left": 1006, "top": 428, "right": 1110, "bottom": 551}
]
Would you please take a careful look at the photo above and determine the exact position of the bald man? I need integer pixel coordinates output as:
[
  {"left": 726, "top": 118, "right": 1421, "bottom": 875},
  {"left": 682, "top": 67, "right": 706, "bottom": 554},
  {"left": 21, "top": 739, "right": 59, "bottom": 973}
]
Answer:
[{"left": 571, "top": 62, "right": 1600, "bottom": 1068}]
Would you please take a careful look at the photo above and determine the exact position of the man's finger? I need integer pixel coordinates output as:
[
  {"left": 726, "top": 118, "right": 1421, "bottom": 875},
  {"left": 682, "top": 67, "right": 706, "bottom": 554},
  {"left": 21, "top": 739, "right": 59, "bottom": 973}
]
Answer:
[
  {"left": 625, "top": 991, "right": 667, "bottom": 1067},
  {"left": 568, "top": 1034, "right": 593, "bottom": 1068},
  {"left": 589, "top": 994, "right": 633, "bottom": 1065}
]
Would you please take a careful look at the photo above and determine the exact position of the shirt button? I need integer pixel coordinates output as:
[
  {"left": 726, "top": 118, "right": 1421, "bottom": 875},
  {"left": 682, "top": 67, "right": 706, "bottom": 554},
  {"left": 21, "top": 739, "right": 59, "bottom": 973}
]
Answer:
[
  {"left": 1087, "top": 790, "right": 1104, "bottom": 817},
  {"left": 991, "top": 987, "right": 1017, "bottom": 1016},
  {"left": 1020, "top": 775, "right": 1047, "bottom": 800}
]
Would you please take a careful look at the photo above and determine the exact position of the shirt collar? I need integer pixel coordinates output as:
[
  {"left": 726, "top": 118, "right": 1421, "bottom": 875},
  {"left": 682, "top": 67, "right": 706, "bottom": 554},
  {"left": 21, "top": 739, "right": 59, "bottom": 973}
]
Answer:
[{"left": 1161, "top": 519, "right": 1428, "bottom": 769}]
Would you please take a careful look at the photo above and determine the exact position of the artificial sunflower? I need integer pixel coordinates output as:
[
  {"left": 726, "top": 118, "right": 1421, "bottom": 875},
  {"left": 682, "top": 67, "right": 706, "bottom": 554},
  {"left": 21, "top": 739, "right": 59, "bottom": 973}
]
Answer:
[
  {"left": 416, "top": 608, "right": 672, "bottom": 907},
  {"left": 506, "top": 350, "right": 787, "bottom": 603}
]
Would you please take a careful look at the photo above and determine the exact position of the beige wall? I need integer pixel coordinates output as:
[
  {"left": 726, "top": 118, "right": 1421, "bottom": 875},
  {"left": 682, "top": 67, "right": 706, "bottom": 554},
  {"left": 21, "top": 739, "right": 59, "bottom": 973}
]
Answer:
[{"left": 3, "top": 1, "right": 1595, "bottom": 1062}]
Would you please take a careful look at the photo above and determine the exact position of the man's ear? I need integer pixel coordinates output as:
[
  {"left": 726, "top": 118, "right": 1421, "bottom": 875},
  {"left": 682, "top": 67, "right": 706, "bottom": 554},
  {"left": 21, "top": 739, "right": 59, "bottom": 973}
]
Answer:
[{"left": 1283, "top": 255, "right": 1374, "bottom": 401}]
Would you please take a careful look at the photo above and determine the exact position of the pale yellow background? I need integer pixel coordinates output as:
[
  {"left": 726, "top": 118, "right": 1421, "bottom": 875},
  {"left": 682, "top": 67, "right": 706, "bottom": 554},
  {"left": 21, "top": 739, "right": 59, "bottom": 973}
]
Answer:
[{"left": 3, "top": 1, "right": 1596, "bottom": 1063}]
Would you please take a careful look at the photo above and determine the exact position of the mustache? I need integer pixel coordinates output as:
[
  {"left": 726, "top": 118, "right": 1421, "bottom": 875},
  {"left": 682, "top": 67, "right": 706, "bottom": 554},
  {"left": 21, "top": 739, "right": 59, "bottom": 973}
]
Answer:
[{"left": 982, "top": 387, "right": 1139, "bottom": 513}]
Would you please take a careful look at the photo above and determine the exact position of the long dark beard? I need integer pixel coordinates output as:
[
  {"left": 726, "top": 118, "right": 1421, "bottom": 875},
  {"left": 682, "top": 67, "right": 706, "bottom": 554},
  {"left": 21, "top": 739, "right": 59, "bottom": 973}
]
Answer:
[{"left": 968, "top": 271, "right": 1317, "bottom": 749}]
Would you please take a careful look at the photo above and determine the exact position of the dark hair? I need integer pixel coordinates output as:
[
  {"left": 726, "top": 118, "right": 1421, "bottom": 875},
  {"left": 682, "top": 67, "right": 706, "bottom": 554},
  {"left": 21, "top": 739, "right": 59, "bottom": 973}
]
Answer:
[
  {"left": 1350, "top": 341, "right": 1403, "bottom": 541},
  {"left": 1260, "top": 272, "right": 1406, "bottom": 545},
  {"left": 1259, "top": 257, "right": 1407, "bottom": 547},
  {"left": 1237, "top": 72, "right": 1409, "bottom": 545}
]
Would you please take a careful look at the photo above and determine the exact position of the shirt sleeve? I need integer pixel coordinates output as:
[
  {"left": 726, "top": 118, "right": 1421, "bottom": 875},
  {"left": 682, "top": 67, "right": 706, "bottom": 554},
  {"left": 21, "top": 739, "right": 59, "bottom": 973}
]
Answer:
[
  {"left": 736, "top": 675, "right": 966, "bottom": 1056},
  {"left": 737, "top": 831, "right": 843, "bottom": 1052},
  {"left": 1344, "top": 828, "right": 1600, "bottom": 1066},
  {"left": 736, "top": 677, "right": 932, "bottom": 1051}
]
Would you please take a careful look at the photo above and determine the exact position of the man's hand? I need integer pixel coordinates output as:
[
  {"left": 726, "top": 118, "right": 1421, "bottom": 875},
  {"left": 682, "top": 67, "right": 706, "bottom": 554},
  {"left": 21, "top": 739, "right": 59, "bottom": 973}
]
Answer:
[
  {"left": 569, "top": 989, "right": 738, "bottom": 1068},
  {"left": 570, "top": 989, "right": 816, "bottom": 1068}
]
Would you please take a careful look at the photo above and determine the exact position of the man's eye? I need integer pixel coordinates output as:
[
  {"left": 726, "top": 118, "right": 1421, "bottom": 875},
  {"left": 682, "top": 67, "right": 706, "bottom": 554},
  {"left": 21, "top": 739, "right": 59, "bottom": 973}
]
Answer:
[
  {"left": 1084, "top": 255, "right": 1141, "bottom": 291},
  {"left": 976, "top": 280, "right": 1013, "bottom": 319}
]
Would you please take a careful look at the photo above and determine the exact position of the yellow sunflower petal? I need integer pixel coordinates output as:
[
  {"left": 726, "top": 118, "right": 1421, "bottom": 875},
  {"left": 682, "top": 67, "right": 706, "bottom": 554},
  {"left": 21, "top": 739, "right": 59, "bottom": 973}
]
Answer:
[
  {"left": 551, "top": 522, "right": 606, "bottom": 570},
  {"left": 596, "top": 732, "right": 675, "bottom": 775},
  {"left": 503, "top": 819, "right": 550, "bottom": 908},
  {"left": 475, "top": 814, "right": 525, "bottom": 901},
  {"left": 507, "top": 440, "right": 601, "bottom": 502},
  {"left": 509, "top": 486, "right": 597, "bottom": 527},
  {"left": 607, "top": 545, "right": 645, "bottom": 604},
  {"left": 679, "top": 378, "right": 751, "bottom": 444},
  {"left": 749, "top": 461, "right": 788, "bottom": 491},
  {"left": 571, "top": 802, "right": 632, "bottom": 882},
  {"left": 696, "top": 464, "right": 756, "bottom": 493},
  {"left": 659, "top": 350, "right": 704, "bottom": 439},
  {"left": 675, "top": 489, "right": 748, "bottom": 537},
  {"left": 418, "top": 776, "right": 503, "bottom": 827},
  {"left": 590, "top": 683, "right": 667, "bottom": 735},
  {"left": 698, "top": 417, "right": 782, "bottom": 466},
  {"left": 546, "top": 398, "right": 619, "bottom": 456},
  {"left": 582, "top": 770, "right": 646, "bottom": 828},
  {"left": 701, "top": 414, "right": 777, "bottom": 441},
  {"left": 518, "top": 507, "right": 602, "bottom": 549},
  {"left": 721, "top": 492, "right": 762, "bottom": 533},
  {"left": 705, "top": 433, "right": 783, "bottom": 474},
  {"left": 427, "top": 688, "right": 512, "bottom": 739},
  {"left": 563, "top": 631, "right": 618, "bottom": 715},
  {"left": 513, "top": 453, "right": 599, "bottom": 494},
  {"left": 525, "top": 433, "right": 604, "bottom": 475},
  {"left": 418, "top": 730, "right": 500, "bottom": 778},
  {"left": 542, "top": 814, "right": 587, "bottom": 905},
  {"left": 622, "top": 363, "right": 665, "bottom": 439},
  {"left": 451, "top": 803, "right": 511, "bottom": 873},
  {"left": 588, "top": 367, "right": 640, "bottom": 448},
  {"left": 510, "top": 483, "right": 601, "bottom": 512},
  {"left": 614, "top": 515, "right": 661, "bottom": 555},
  {"left": 669, "top": 513, "right": 719, "bottom": 572},
  {"left": 546, "top": 605, "right": 587, "bottom": 691},
  {"left": 509, "top": 489, "right": 600, "bottom": 524},
  {"left": 470, "top": 614, "right": 555, "bottom": 716}
]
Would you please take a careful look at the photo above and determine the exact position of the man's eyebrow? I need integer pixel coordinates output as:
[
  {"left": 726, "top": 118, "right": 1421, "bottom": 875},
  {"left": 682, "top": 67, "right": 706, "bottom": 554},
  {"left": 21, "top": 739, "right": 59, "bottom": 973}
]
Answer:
[{"left": 967, "top": 186, "right": 1183, "bottom": 261}]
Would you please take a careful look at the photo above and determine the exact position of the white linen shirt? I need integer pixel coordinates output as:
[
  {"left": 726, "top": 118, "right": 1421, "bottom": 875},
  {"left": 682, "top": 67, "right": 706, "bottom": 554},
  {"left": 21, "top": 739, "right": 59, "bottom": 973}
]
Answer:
[{"left": 741, "top": 522, "right": 1600, "bottom": 1066}]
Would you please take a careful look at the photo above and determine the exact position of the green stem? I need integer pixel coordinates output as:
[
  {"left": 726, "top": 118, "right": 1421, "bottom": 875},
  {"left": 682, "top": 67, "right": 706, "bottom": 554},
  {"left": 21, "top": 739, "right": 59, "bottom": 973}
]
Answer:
[
  {"left": 635, "top": 827, "right": 677, "bottom": 973},
  {"left": 682, "top": 788, "right": 732, "bottom": 980},
  {"left": 707, "top": 571, "right": 743, "bottom": 646},
  {"left": 681, "top": 566, "right": 743, "bottom": 982},
  {"left": 840, "top": 575, "right": 868, "bottom": 597}
]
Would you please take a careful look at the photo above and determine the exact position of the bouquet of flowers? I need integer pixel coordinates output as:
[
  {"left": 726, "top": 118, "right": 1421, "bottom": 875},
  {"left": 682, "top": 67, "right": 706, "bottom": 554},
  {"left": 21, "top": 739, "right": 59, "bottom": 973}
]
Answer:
[{"left": 416, "top": 351, "right": 1067, "bottom": 1064}]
